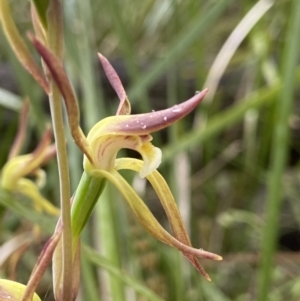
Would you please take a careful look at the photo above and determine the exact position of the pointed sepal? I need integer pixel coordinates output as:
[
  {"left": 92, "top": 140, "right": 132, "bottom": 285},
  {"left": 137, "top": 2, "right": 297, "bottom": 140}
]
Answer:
[{"left": 98, "top": 53, "right": 131, "bottom": 115}]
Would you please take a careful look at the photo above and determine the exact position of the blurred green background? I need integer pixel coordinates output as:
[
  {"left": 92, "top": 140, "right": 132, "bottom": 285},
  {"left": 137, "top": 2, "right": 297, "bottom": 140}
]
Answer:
[{"left": 1, "top": 0, "right": 300, "bottom": 300}]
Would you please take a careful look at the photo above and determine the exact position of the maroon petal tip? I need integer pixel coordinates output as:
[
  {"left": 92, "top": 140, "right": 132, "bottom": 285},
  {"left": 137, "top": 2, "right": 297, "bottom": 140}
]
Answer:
[
  {"left": 98, "top": 53, "right": 128, "bottom": 114},
  {"left": 115, "top": 88, "right": 208, "bottom": 134}
]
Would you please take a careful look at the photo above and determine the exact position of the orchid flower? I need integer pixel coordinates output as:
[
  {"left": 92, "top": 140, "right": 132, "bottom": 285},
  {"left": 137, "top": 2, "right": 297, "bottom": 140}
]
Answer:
[
  {"left": 30, "top": 36, "right": 221, "bottom": 292},
  {"left": 1, "top": 100, "right": 59, "bottom": 218},
  {"left": 0, "top": 1, "right": 222, "bottom": 299}
]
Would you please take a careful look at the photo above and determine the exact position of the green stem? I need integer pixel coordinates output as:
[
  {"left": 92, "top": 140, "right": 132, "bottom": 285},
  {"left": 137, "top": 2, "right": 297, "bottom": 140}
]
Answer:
[
  {"left": 48, "top": 84, "right": 73, "bottom": 299},
  {"left": 47, "top": 1, "right": 72, "bottom": 299},
  {"left": 257, "top": 1, "right": 300, "bottom": 300},
  {"left": 71, "top": 172, "right": 106, "bottom": 250}
]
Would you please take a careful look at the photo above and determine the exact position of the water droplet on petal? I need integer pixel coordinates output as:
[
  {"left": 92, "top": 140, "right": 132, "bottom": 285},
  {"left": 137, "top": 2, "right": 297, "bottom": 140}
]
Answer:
[
  {"left": 152, "top": 109, "right": 155, "bottom": 112},
  {"left": 163, "top": 116, "right": 167, "bottom": 121},
  {"left": 171, "top": 105, "right": 181, "bottom": 113},
  {"left": 195, "top": 90, "right": 200, "bottom": 94},
  {"left": 142, "top": 125, "right": 147, "bottom": 129},
  {"left": 199, "top": 248, "right": 203, "bottom": 252}
]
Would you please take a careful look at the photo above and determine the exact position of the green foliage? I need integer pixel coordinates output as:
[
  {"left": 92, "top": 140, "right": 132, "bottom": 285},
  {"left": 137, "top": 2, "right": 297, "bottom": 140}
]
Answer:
[{"left": 1, "top": 0, "right": 300, "bottom": 300}]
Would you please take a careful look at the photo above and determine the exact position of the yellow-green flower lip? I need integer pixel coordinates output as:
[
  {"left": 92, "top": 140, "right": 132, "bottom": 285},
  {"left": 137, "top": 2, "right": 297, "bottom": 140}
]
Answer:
[{"left": 0, "top": 279, "right": 41, "bottom": 301}]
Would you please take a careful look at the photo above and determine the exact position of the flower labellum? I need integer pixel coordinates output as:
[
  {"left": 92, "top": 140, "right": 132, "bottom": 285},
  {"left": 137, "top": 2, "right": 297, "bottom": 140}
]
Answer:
[{"left": 0, "top": 279, "right": 41, "bottom": 301}]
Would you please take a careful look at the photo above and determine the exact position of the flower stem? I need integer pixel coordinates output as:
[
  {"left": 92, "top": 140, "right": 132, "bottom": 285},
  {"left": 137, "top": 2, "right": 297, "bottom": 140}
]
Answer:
[
  {"left": 71, "top": 172, "right": 106, "bottom": 250},
  {"left": 49, "top": 83, "right": 73, "bottom": 300},
  {"left": 46, "top": 0, "right": 73, "bottom": 299}
]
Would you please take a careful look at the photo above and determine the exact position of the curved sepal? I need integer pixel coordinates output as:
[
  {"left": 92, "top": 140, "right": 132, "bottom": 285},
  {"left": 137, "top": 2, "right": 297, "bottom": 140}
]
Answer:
[
  {"left": 30, "top": 35, "right": 93, "bottom": 163},
  {"left": 91, "top": 168, "right": 221, "bottom": 281},
  {"left": 114, "top": 158, "right": 223, "bottom": 280},
  {"left": 98, "top": 53, "right": 131, "bottom": 115}
]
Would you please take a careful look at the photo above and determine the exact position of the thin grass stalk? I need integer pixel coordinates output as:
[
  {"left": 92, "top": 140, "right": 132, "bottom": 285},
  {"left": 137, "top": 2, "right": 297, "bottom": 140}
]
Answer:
[
  {"left": 165, "top": 2, "right": 185, "bottom": 299},
  {"left": 0, "top": 188, "right": 56, "bottom": 233},
  {"left": 162, "top": 82, "right": 279, "bottom": 163},
  {"left": 128, "top": 0, "right": 234, "bottom": 103},
  {"left": 81, "top": 252, "right": 102, "bottom": 301},
  {"left": 84, "top": 245, "right": 166, "bottom": 301},
  {"left": 4, "top": 46, "right": 46, "bottom": 133},
  {"left": 200, "top": 278, "right": 232, "bottom": 301},
  {"left": 95, "top": 186, "right": 125, "bottom": 301},
  {"left": 201, "top": 0, "right": 273, "bottom": 107},
  {"left": 0, "top": 88, "right": 22, "bottom": 111},
  {"left": 104, "top": 0, "right": 151, "bottom": 112},
  {"left": 195, "top": 0, "right": 271, "bottom": 177},
  {"left": 75, "top": 0, "right": 106, "bottom": 125},
  {"left": 257, "top": 0, "right": 300, "bottom": 300}
]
